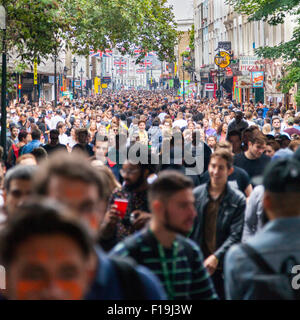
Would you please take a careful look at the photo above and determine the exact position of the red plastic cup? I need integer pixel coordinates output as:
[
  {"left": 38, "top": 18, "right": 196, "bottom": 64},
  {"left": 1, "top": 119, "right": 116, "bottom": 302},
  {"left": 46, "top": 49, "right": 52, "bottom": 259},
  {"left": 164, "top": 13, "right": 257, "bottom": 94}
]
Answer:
[{"left": 114, "top": 199, "right": 129, "bottom": 219}]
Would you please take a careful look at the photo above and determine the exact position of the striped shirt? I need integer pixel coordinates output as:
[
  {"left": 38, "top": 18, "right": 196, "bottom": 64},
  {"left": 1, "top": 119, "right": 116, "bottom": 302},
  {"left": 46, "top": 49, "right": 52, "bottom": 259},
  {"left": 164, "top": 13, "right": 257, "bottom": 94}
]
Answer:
[{"left": 110, "top": 228, "right": 218, "bottom": 300}]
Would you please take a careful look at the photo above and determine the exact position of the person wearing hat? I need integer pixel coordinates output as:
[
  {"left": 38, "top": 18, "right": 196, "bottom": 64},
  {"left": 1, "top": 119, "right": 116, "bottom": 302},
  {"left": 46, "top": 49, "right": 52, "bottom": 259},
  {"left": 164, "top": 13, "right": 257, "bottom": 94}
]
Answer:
[
  {"left": 226, "top": 109, "right": 248, "bottom": 138},
  {"left": 225, "top": 157, "right": 300, "bottom": 299}
]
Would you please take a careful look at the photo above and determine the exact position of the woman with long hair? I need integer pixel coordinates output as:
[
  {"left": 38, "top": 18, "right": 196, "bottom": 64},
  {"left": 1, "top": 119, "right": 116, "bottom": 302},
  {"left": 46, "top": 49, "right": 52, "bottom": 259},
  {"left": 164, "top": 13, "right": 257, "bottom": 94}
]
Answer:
[
  {"left": 217, "top": 122, "right": 228, "bottom": 142},
  {"left": 88, "top": 120, "right": 98, "bottom": 142}
]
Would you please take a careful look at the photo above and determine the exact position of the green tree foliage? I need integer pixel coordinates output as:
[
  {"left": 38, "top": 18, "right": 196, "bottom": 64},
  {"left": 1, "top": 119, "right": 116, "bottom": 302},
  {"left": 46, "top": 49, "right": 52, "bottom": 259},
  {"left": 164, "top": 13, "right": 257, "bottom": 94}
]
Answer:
[
  {"left": 227, "top": 0, "right": 300, "bottom": 25},
  {"left": 227, "top": 0, "right": 300, "bottom": 103},
  {"left": 189, "top": 24, "right": 195, "bottom": 51},
  {"left": 3, "top": 0, "right": 178, "bottom": 63}
]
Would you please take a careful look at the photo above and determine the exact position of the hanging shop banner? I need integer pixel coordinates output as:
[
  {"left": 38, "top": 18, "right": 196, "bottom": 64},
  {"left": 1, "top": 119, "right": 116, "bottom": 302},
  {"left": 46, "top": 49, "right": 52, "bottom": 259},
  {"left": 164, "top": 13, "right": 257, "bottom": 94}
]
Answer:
[
  {"left": 34, "top": 58, "right": 38, "bottom": 85},
  {"left": 252, "top": 71, "right": 264, "bottom": 88},
  {"left": 214, "top": 51, "right": 231, "bottom": 69},
  {"left": 94, "top": 77, "right": 100, "bottom": 94},
  {"left": 216, "top": 41, "right": 231, "bottom": 52},
  {"left": 239, "top": 56, "right": 261, "bottom": 72},
  {"left": 237, "top": 75, "right": 252, "bottom": 88},
  {"left": 205, "top": 83, "right": 215, "bottom": 92}
]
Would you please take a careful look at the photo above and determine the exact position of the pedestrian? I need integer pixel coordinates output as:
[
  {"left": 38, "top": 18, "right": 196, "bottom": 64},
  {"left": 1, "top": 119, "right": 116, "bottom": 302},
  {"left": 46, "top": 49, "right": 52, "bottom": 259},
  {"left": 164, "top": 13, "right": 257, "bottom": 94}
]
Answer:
[
  {"left": 225, "top": 157, "right": 300, "bottom": 300},
  {"left": 0, "top": 199, "right": 94, "bottom": 300},
  {"left": 110, "top": 170, "right": 218, "bottom": 300},
  {"left": 234, "top": 131, "right": 270, "bottom": 181},
  {"left": 32, "top": 152, "right": 166, "bottom": 299},
  {"left": 191, "top": 148, "right": 246, "bottom": 299}
]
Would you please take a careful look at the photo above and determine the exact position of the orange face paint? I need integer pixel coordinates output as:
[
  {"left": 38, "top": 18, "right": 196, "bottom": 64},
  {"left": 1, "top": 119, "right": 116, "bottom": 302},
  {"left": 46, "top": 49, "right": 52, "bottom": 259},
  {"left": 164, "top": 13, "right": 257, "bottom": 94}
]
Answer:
[
  {"left": 87, "top": 215, "right": 99, "bottom": 232},
  {"left": 55, "top": 281, "right": 83, "bottom": 300},
  {"left": 65, "top": 187, "right": 84, "bottom": 199},
  {"left": 17, "top": 280, "right": 46, "bottom": 300},
  {"left": 16, "top": 280, "right": 84, "bottom": 300},
  {"left": 36, "top": 251, "right": 48, "bottom": 264}
]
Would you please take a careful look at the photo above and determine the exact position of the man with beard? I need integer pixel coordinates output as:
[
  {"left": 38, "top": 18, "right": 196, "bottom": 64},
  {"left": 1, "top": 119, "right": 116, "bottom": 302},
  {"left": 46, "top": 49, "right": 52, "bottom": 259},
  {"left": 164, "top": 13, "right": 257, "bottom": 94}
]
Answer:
[
  {"left": 98, "top": 148, "right": 157, "bottom": 252},
  {"left": 32, "top": 152, "right": 166, "bottom": 300},
  {"left": 110, "top": 170, "right": 218, "bottom": 300}
]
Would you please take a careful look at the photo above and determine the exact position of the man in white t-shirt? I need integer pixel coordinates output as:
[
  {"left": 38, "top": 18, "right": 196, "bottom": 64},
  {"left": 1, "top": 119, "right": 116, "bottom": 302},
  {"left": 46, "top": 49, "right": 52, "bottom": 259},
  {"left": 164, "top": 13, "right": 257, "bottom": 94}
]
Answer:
[
  {"left": 57, "top": 122, "right": 69, "bottom": 146},
  {"left": 50, "top": 110, "right": 65, "bottom": 130},
  {"left": 172, "top": 112, "right": 187, "bottom": 129}
]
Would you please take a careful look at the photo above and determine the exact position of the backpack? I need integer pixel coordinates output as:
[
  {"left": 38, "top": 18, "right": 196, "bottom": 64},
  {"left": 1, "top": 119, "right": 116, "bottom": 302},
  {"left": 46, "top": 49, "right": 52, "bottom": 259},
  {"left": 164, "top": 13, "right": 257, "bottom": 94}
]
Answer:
[
  {"left": 240, "top": 243, "right": 300, "bottom": 300},
  {"left": 110, "top": 256, "right": 148, "bottom": 300}
]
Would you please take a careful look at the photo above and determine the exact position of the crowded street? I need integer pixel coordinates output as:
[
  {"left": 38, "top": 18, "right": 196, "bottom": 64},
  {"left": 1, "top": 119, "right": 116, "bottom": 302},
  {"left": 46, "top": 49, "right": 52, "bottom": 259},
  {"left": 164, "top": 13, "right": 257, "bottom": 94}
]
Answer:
[{"left": 0, "top": 0, "right": 300, "bottom": 303}]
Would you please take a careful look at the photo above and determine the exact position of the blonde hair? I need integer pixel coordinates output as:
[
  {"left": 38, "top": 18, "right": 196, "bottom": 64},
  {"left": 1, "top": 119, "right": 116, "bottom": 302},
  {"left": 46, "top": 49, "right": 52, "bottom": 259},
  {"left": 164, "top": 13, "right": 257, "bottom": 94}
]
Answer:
[{"left": 262, "top": 124, "right": 271, "bottom": 135}]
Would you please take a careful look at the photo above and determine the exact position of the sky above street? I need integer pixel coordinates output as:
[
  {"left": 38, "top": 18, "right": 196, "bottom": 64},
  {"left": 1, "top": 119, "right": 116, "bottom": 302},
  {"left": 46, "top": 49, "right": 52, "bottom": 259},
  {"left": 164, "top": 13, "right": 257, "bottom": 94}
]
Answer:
[{"left": 167, "top": 0, "right": 194, "bottom": 21}]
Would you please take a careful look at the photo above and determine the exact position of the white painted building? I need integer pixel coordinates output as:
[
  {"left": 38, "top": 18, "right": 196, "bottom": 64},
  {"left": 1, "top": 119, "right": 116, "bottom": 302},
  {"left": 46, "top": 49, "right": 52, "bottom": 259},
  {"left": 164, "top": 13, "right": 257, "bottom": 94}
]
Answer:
[{"left": 194, "top": 0, "right": 297, "bottom": 105}]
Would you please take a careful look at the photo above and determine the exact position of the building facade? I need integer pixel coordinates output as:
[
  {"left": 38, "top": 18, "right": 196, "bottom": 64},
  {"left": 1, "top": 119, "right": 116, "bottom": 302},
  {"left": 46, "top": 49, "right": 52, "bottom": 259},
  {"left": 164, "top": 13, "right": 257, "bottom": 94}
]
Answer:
[{"left": 194, "top": 0, "right": 297, "bottom": 106}]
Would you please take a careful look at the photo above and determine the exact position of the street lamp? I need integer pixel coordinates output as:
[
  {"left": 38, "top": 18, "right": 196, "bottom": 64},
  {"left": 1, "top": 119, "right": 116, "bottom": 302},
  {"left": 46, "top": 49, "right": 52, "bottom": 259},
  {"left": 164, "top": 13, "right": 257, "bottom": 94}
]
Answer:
[
  {"left": 111, "top": 67, "right": 114, "bottom": 91},
  {"left": 0, "top": 5, "right": 7, "bottom": 160},
  {"left": 79, "top": 67, "right": 84, "bottom": 97},
  {"left": 54, "top": 53, "right": 58, "bottom": 108},
  {"left": 71, "top": 57, "right": 78, "bottom": 100},
  {"left": 89, "top": 63, "right": 93, "bottom": 80}
]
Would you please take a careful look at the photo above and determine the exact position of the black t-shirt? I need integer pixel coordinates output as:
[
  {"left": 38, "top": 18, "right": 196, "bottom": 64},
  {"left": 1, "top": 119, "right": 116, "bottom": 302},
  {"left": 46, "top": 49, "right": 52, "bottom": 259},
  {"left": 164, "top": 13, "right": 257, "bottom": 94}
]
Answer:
[
  {"left": 43, "top": 144, "right": 67, "bottom": 155},
  {"left": 234, "top": 152, "right": 270, "bottom": 180},
  {"left": 199, "top": 165, "right": 250, "bottom": 194},
  {"left": 72, "top": 143, "right": 94, "bottom": 157}
]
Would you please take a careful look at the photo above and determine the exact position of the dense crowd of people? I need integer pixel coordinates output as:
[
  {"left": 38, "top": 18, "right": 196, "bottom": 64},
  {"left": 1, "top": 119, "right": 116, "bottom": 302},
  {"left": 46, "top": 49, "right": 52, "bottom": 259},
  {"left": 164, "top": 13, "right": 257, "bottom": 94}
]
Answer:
[{"left": 0, "top": 89, "right": 300, "bottom": 300}]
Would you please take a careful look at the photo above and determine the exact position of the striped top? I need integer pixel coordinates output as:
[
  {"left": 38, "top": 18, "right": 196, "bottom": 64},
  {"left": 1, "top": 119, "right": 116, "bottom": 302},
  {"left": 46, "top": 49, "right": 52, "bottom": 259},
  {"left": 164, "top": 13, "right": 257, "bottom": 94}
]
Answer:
[{"left": 110, "top": 228, "right": 218, "bottom": 300}]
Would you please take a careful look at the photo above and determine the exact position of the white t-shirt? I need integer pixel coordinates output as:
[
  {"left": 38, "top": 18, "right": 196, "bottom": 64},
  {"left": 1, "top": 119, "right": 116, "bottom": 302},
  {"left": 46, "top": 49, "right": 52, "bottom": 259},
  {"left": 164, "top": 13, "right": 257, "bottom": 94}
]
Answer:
[
  {"left": 50, "top": 115, "right": 65, "bottom": 130},
  {"left": 158, "top": 112, "right": 167, "bottom": 123},
  {"left": 172, "top": 119, "right": 187, "bottom": 129},
  {"left": 67, "top": 136, "right": 77, "bottom": 148},
  {"left": 59, "top": 133, "right": 69, "bottom": 146}
]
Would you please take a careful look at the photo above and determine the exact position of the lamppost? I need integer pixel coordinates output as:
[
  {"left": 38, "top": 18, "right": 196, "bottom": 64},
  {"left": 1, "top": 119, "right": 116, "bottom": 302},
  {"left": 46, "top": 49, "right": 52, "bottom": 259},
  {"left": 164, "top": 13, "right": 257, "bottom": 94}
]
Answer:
[
  {"left": 0, "top": 5, "right": 6, "bottom": 160},
  {"left": 54, "top": 53, "right": 57, "bottom": 108},
  {"left": 79, "top": 67, "right": 84, "bottom": 97},
  {"left": 89, "top": 63, "right": 93, "bottom": 79},
  {"left": 111, "top": 67, "right": 114, "bottom": 91},
  {"left": 183, "top": 66, "right": 185, "bottom": 102},
  {"left": 71, "top": 57, "right": 78, "bottom": 100}
]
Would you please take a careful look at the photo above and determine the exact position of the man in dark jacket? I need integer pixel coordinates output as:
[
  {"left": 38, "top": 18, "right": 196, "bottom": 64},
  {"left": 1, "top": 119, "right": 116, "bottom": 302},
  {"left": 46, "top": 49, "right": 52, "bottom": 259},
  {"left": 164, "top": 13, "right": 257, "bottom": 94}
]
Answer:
[{"left": 190, "top": 148, "right": 246, "bottom": 299}]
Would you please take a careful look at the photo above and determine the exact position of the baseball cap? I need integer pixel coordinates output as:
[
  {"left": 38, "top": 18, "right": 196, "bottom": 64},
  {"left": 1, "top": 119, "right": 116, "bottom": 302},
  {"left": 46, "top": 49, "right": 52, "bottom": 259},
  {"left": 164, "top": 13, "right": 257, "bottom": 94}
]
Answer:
[
  {"left": 274, "top": 132, "right": 291, "bottom": 140},
  {"left": 263, "top": 158, "right": 300, "bottom": 193},
  {"left": 272, "top": 148, "right": 294, "bottom": 161}
]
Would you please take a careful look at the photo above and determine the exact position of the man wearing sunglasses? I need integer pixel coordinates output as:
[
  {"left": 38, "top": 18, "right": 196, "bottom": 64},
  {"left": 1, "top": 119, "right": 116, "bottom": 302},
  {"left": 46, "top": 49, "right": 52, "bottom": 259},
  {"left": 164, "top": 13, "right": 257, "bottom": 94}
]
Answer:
[{"left": 99, "top": 147, "right": 157, "bottom": 251}]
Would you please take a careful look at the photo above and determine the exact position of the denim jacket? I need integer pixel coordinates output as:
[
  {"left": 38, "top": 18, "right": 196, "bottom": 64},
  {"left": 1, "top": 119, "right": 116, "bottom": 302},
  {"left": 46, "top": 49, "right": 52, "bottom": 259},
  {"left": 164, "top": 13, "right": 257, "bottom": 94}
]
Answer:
[{"left": 225, "top": 217, "right": 300, "bottom": 300}]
